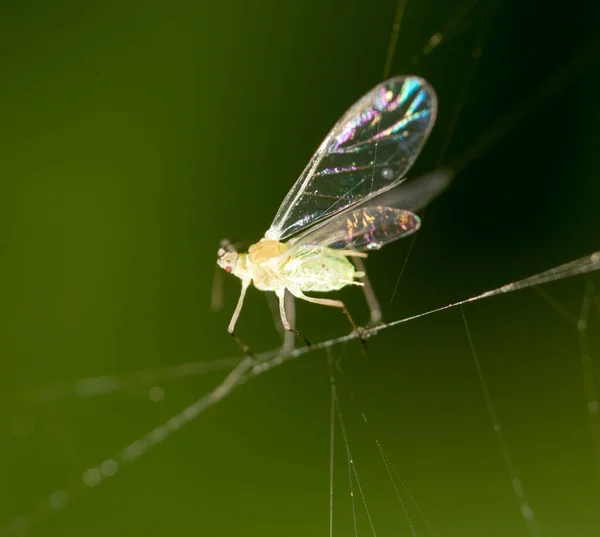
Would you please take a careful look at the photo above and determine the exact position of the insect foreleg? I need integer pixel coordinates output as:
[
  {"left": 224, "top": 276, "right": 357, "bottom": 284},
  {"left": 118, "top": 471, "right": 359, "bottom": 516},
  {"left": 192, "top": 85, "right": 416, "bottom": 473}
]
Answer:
[
  {"left": 228, "top": 280, "right": 255, "bottom": 358},
  {"left": 277, "top": 289, "right": 311, "bottom": 348},
  {"left": 351, "top": 256, "right": 382, "bottom": 326}
]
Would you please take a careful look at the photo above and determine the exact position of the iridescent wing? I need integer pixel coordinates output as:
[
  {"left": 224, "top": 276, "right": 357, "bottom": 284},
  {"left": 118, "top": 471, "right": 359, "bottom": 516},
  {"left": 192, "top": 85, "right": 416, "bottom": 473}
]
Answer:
[
  {"left": 286, "top": 206, "right": 421, "bottom": 254},
  {"left": 265, "top": 76, "right": 436, "bottom": 242}
]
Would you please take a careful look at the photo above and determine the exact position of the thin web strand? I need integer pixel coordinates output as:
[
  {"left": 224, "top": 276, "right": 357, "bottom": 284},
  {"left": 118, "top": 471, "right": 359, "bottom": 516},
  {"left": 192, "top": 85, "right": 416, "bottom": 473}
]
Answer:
[
  {"left": 460, "top": 307, "right": 542, "bottom": 537},
  {"left": 328, "top": 351, "right": 336, "bottom": 537},
  {"left": 382, "top": 0, "right": 408, "bottom": 79},
  {"left": 375, "top": 445, "right": 418, "bottom": 537},
  {"left": 388, "top": 230, "right": 416, "bottom": 306},
  {"left": 3, "top": 357, "right": 244, "bottom": 408},
  {"left": 530, "top": 281, "right": 600, "bottom": 483},
  {"left": 435, "top": 0, "right": 497, "bottom": 166},
  {"left": 335, "top": 361, "right": 433, "bottom": 535},
  {"left": 377, "top": 442, "right": 437, "bottom": 537},
  {"left": 347, "top": 440, "right": 359, "bottom": 537},
  {"left": 334, "top": 392, "right": 378, "bottom": 537},
  {"left": 532, "top": 286, "right": 578, "bottom": 327},
  {"left": 409, "top": 0, "right": 482, "bottom": 69}
]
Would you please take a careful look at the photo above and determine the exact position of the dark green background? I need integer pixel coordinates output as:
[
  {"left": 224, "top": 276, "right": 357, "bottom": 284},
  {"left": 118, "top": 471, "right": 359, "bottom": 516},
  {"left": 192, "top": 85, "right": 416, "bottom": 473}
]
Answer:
[{"left": 1, "top": 1, "right": 599, "bottom": 536}]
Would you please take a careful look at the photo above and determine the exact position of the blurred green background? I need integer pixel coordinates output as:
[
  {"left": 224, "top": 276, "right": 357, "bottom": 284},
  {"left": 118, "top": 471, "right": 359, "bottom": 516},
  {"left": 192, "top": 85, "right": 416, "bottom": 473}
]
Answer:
[{"left": 1, "top": 0, "right": 599, "bottom": 536}]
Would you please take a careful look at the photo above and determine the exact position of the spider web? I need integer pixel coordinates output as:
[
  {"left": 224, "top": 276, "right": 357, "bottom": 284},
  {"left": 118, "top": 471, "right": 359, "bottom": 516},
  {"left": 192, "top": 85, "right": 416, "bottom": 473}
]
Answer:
[{"left": 1, "top": 1, "right": 599, "bottom": 536}]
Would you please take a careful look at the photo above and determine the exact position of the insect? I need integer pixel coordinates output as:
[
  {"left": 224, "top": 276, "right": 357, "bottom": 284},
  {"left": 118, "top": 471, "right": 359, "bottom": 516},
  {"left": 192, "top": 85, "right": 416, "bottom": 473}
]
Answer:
[{"left": 217, "top": 76, "right": 439, "bottom": 356}]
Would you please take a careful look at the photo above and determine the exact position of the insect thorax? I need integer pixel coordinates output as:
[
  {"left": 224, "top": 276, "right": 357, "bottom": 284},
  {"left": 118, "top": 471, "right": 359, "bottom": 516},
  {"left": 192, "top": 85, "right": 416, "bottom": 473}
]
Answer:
[{"left": 248, "top": 239, "right": 288, "bottom": 264}]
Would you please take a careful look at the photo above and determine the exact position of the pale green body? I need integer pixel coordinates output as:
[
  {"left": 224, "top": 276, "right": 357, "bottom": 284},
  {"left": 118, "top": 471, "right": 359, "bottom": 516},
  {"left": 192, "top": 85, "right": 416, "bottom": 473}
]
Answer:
[
  {"left": 235, "top": 243, "right": 361, "bottom": 294},
  {"left": 217, "top": 239, "right": 367, "bottom": 338}
]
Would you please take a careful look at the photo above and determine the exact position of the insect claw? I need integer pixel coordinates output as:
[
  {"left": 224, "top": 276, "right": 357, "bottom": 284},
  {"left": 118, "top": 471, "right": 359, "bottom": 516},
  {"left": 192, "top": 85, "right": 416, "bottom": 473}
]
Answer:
[{"left": 289, "top": 328, "right": 311, "bottom": 349}]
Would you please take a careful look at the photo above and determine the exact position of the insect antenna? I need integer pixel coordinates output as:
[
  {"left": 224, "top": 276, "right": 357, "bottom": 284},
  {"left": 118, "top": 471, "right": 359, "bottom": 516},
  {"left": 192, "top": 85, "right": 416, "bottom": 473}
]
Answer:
[
  {"left": 218, "top": 237, "right": 244, "bottom": 256},
  {"left": 211, "top": 263, "right": 225, "bottom": 312}
]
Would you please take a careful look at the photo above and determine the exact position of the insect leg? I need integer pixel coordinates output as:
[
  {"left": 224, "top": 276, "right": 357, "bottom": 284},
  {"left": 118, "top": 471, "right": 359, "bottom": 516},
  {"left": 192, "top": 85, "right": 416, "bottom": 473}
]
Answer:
[
  {"left": 290, "top": 290, "right": 366, "bottom": 349},
  {"left": 351, "top": 257, "right": 382, "bottom": 326},
  {"left": 266, "top": 292, "right": 285, "bottom": 337},
  {"left": 228, "top": 280, "right": 255, "bottom": 359},
  {"left": 265, "top": 291, "right": 296, "bottom": 352},
  {"left": 336, "top": 250, "right": 368, "bottom": 258},
  {"left": 276, "top": 289, "right": 311, "bottom": 347},
  {"left": 283, "top": 289, "right": 296, "bottom": 352}
]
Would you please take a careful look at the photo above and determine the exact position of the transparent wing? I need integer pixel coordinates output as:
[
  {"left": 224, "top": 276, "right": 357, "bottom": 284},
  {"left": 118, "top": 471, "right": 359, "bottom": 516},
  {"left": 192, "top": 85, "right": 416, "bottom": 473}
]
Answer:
[
  {"left": 265, "top": 76, "right": 436, "bottom": 241},
  {"left": 287, "top": 206, "right": 421, "bottom": 254},
  {"left": 364, "top": 168, "right": 453, "bottom": 213}
]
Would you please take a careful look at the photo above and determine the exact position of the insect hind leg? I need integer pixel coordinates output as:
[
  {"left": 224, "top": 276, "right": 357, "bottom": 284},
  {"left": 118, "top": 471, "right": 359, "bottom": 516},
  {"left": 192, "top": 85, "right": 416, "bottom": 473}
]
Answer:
[
  {"left": 290, "top": 290, "right": 366, "bottom": 350},
  {"left": 351, "top": 256, "right": 382, "bottom": 326}
]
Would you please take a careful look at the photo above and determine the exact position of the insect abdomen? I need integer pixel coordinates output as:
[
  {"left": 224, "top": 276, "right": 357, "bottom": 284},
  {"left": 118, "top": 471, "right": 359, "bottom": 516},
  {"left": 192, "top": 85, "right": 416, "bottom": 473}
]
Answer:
[{"left": 285, "top": 250, "right": 358, "bottom": 292}]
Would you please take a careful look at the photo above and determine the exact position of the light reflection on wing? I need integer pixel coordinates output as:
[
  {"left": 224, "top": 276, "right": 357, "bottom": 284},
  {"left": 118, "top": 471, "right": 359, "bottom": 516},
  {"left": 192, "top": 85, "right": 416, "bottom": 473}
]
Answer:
[
  {"left": 287, "top": 206, "right": 420, "bottom": 254},
  {"left": 265, "top": 76, "right": 436, "bottom": 241}
]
